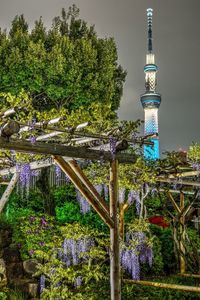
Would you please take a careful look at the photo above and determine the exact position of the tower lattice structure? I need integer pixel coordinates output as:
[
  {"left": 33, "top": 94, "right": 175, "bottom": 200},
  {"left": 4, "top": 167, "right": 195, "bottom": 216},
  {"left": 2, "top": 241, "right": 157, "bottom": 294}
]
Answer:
[{"left": 140, "top": 8, "right": 161, "bottom": 160}]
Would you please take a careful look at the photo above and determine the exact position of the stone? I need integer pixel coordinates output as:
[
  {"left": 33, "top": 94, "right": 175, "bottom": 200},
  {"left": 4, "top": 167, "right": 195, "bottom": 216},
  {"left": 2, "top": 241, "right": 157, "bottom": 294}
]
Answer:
[
  {"left": 0, "top": 229, "right": 12, "bottom": 249},
  {"left": 27, "top": 282, "right": 38, "bottom": 298},
  {"left": 23, "top": 259, "right": 39, "bottom": 275},
  {"left": 6, "top": 262, "right": 24, "bottom": 281},
  {"left": 3, "top": 247, "right": 21, "bottom": 264},
  {"left": 0, "top": 258, "right": 7, "bottom": 287},
  {"left": 0, "top": 248, "right": 3, "bottom": 258},
  {"left": 12, "top": 278, "right": 39, "bottom": 298}
]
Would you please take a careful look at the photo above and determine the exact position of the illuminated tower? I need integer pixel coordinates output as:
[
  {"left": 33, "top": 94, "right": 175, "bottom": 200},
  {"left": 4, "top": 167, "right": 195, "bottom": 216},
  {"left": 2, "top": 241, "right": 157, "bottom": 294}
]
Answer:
[{"left": 140, "top": 8, "right": 161, "bottom": 160}]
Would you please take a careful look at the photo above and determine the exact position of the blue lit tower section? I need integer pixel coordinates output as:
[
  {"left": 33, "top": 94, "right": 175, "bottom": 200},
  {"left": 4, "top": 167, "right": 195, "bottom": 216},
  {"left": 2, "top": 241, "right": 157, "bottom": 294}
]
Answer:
[{"left": 141, "top": 8, "right": 161, "bottom": 160}]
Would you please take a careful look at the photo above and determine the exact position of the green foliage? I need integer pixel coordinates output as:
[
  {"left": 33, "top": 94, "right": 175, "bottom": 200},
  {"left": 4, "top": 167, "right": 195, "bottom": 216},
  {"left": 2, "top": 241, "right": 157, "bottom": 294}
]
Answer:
[
  {"left": 12, "top": 214, "right": 59, "bottom": 260},
  {"left": 188, "top": 144, "right": 200, "bottom": 161},
  {"left": 150, "top": 225, "right": 176, "bottom": 274},
  {"left": 53, "top": 184, "right": 77, "bottom": 208},
  {"left": 85, "top": 157, "right": 156, "bottom": 191},
  {"left": 55, "top": 202, "right": 108, "bottom": 232},
  {"left": 0, "top": 290, "right": 7, "bottom": 300},
  {"left": 0, "top": 5, "right": 126, "bottom": 112},
  {"left": 0, "top": 287, "right": 28, "bottom": 300}
]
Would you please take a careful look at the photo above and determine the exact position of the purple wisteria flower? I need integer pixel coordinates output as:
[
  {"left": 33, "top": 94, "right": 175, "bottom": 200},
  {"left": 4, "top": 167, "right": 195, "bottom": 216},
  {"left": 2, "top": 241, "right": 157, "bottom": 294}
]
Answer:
[
  {"left": 121, "top": 230, "right": 153, "bottom": 280},
  {"left": 55, "top": 165, "right": 62, "bottom": 185},
  {"left": 61, "top": 237, "right": 95, "bottom": 267},
  {"left": 103, "top": 184, "right": 109, "bottom": 199},
  {"left": 75, "top": 276, "right": 82, "bottom": 288},
  {"left": 127, "top": 191, "right": 136, "bottom": 205},
  {"left": 76, "top": 190, "right": 91, "bottom": 214},
  {"left": 29, "top": 249, "right": 35, "bottom": 256},
  {"left": 95, "top": 184, "right": 103, "bottom": 195},
  {"left": 119, "top": 188, "right": 126, "bottom": 204},
  {"left": 40, "top": 275, "right": 45, "bottom": 294},
  {"left": 109, "top": 136, "right": 117, "bottom": 159},
  {"left": 41, "top": 217, "right": 48, "bottom": 226}
]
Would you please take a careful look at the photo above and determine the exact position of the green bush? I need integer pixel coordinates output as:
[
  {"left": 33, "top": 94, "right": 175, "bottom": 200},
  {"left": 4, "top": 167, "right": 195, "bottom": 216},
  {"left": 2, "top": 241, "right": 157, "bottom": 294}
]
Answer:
[{"left": 12, "top": 214, "right": 59, "bottom": 260}]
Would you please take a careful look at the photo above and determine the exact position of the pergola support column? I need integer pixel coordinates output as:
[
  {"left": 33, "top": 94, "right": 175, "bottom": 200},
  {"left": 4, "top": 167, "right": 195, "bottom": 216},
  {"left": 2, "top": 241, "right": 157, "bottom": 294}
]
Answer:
[
  {"left": 109, "top": 159, "right": 121, "bottom": 300},
  {"left": 0, "top": 173, "right": 18, "bottom": 213}
]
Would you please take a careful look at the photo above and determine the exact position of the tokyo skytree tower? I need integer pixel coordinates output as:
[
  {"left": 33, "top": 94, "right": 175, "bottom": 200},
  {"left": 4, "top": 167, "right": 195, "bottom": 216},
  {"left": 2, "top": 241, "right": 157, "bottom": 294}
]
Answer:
[{"left": 140, "top": 8, "right": 161, "bottom": 159}]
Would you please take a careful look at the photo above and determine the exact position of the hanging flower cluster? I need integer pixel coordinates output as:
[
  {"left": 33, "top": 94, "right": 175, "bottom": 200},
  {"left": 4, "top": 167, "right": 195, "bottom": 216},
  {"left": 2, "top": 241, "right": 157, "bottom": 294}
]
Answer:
[
  {"left": 119, "top": 188, "right": 141, "bottom": 215},
  {"left": 55, "top": 164, "right": 62, "bottom": 185},
  {"left": 59, "top": 237, "right": 95, "bottom": 268},
  {"left": 109, "top": 136, "right": 117, "bottom": 159},
  {"left": 76, "top": 190, "right": 91, "bottom": 214},
  {"left": 16, "top": 163, "right": 38, "bottom": 196},
  {"left": 121, "top": 221, "right": 153, "bottom": 280}
]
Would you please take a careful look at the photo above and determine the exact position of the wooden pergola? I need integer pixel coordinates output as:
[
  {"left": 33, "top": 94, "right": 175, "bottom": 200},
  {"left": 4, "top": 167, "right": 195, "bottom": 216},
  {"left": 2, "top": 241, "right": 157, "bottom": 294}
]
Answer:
[
  {"left": 0, "top": 119, "right": 200, "bottom": 298},
  {"left": 0, "top": 118, "right": 146, "bottom": 300}
]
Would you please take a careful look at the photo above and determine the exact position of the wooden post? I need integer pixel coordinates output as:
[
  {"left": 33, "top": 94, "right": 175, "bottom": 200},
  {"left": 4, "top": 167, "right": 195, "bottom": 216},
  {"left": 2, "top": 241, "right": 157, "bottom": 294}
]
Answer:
[
  {"left": 180, "top": 192, "right": 186, "bottom": 274},
  {"left": 109, "top": 159, "right": 121, "bottom": 300},
  {"left": 119, "top": 203, "right": 128, "bottom": 240},
  {"left": 0, "top": 173, "right": 18, "bottom": 213},
  {"left": 124, "top": 279, "right": 200, "bottom": 293}
]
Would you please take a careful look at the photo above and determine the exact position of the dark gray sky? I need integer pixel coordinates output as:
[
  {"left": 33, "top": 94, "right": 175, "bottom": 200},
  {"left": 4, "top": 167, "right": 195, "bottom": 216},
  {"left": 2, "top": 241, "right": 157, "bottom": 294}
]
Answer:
[{"left": 0, "top": 0, "right": 200, "bottom": 153}]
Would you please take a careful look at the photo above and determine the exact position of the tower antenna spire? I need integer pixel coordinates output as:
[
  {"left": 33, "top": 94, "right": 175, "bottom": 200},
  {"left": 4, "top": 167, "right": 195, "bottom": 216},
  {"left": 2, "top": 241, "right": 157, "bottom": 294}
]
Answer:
[{"left": 147, "top": 8, "right": 153, "bottom": 52}]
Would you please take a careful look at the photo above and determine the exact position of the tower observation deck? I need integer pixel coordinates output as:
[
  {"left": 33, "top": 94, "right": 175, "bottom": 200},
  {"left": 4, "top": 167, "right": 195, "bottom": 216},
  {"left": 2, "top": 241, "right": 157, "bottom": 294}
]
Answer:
[{"left": 140, "top": 8, "right": 161, "bottom": 160}]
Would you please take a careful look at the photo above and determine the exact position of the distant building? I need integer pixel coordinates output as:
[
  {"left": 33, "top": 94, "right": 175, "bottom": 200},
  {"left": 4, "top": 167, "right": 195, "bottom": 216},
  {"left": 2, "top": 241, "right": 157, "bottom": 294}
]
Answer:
[{"left": 140, "top": 8, "right": 161, "bottom": 160}]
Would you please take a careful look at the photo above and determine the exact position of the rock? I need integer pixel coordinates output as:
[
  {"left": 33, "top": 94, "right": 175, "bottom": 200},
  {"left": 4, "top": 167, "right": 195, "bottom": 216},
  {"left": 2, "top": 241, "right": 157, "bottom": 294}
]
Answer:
[
  {"left": 3, "top": 247, "right": 21, "bottom": 264},
  {"left": 23, "top": 259, "right": 39, "bottom": 275},
  {"left": 0, "top": 248, "right": 3, "bottom": 258},
  {"left": 0, "top": 229, "right": 12, "bottom": 249},
  {"left": 6, "top": 262, "right": 24, "bottom": 281},
  {"left": 0, "top": 258, "right": 7, "bottom": 287},
  {"left": 27, "top": 282, "right": 38, "bottom": 298},
  {"left": 12, "top": 278, "right": 39, "bottom": 298}
]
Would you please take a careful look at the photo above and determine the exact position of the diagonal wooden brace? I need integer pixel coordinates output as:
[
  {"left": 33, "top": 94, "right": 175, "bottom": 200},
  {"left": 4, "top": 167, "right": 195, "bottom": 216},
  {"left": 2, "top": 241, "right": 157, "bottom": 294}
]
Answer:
[
  {"left": 167, "top": 191, "right": 181, "bottom": 213},
  {"left": 0, "top": 173, "right": 19, "bottom": 213},
  {"left": 67, "top": 159, "right": 110, "bottom": 214},
  {"left": 53, "top": 155, "right": 114, "bottom": 228}
]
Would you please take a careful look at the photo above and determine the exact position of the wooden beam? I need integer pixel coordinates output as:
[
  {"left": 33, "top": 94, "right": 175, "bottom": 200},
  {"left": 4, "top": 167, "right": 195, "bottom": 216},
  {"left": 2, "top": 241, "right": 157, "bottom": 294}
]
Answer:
[
  {"left": 0, "top": 137, "right": 137, "bottom": 163},
  {"left": 124, "top": 279, "right": 200, "bottom": 293},
  {"left": 0, "top": 158, "right": 53, "bottom": 176},
  {"left": 0, "top": 173, "right": 18, "bottom": 213},
  {"left": 53, "top": 155, "right": 114, "bottom": 228},
  {"left": 67, "top": 160, "right": 110, "bottom": 214},
  {"left": 177, "top": 273, "right": 200, "bottom": 279},
  {"left": 109, "top": 159, "right": 121, "bottom": 300},
  {"left": 168, "top": 171, "right": 200, "bottom": 178},
  {"left": 167, "top": 192, "right": 181, "bottom": 213},
  {"left": 159, "top": 189, "right": 195, "bottom": 195},
  {"left": 158, "top": 178, "right": 200, "bottom": 187}
]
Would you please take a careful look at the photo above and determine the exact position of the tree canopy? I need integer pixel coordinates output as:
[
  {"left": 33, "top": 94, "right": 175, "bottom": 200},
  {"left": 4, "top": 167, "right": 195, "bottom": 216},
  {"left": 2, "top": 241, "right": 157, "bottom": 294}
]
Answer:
[{"left": 0, "top": 4, "right": 126, "bottom": 112}]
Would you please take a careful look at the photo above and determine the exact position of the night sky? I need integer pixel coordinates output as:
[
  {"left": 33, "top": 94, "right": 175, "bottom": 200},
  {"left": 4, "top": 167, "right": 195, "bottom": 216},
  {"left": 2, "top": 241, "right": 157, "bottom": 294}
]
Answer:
[{"left": 0, "top": 0, "right": 200, "bottom": 154}]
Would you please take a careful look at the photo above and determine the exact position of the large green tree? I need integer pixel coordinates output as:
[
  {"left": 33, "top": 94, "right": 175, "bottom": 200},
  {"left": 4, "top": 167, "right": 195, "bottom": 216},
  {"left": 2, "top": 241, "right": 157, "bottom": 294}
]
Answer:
[{"left": 0, "top": 4, "right": 126, "bottom": 112}]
